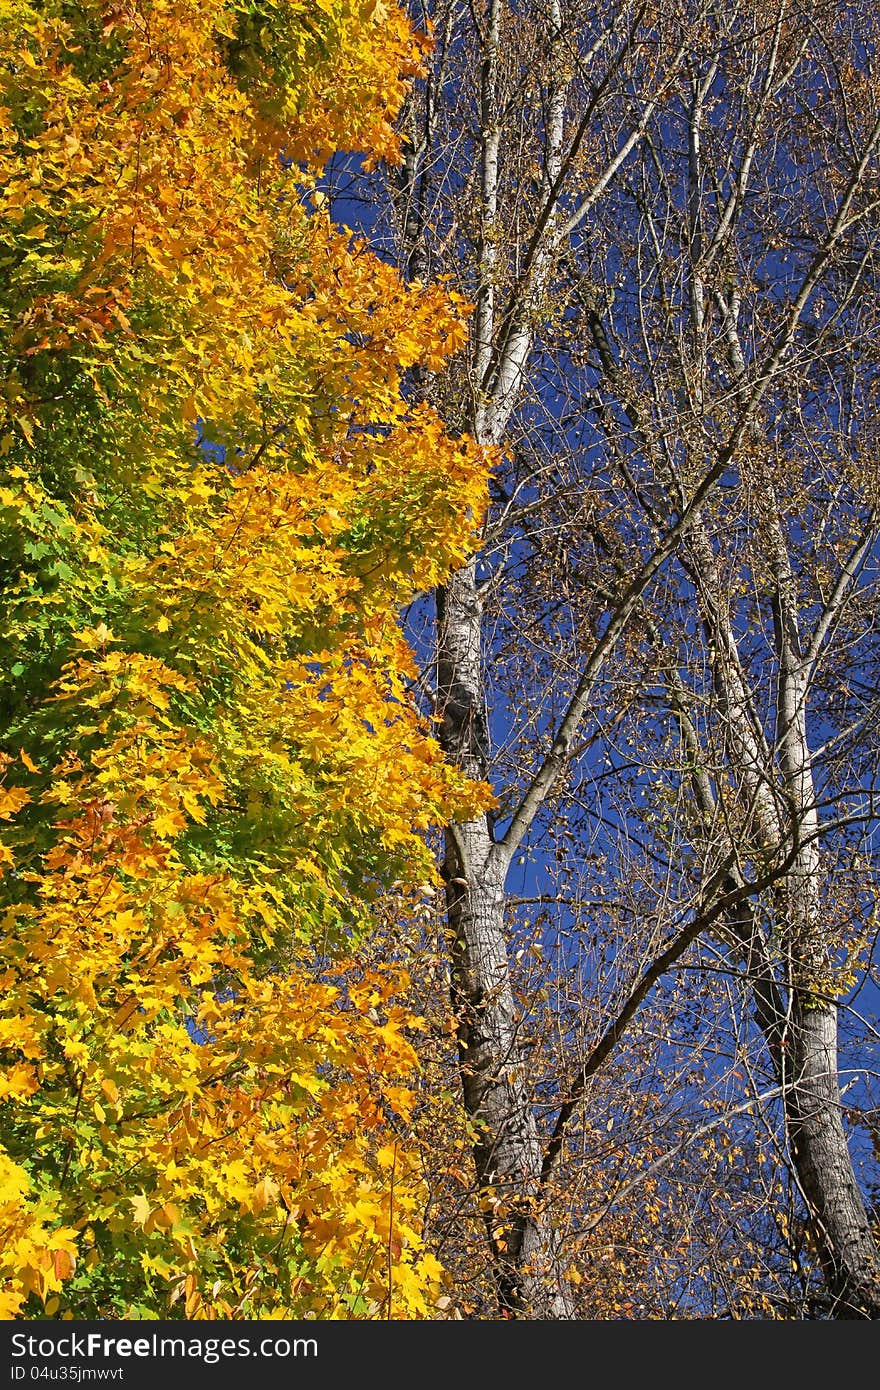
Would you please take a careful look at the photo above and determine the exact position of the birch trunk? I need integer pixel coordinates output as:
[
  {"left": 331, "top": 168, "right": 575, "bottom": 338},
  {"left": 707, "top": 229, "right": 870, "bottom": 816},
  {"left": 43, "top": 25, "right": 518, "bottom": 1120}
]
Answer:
[{"left": 681, "top": 511, "right": 880, "bottom": 1317}]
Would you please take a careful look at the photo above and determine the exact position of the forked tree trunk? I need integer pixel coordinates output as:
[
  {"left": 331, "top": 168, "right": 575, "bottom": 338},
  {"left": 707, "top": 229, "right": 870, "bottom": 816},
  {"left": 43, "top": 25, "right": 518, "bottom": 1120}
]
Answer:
[{"left": 682, "top": 515, "right": 880, "bottom": 1318}]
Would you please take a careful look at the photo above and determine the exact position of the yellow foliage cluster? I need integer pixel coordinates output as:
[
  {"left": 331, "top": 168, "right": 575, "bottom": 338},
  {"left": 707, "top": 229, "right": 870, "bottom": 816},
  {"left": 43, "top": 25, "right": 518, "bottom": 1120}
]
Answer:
[
  {"left": 0, "top": 1152, "right": 78, "bottom": 1318},
  {"left": 0, "top": 0, "right": 490, "bottom": 1318}
]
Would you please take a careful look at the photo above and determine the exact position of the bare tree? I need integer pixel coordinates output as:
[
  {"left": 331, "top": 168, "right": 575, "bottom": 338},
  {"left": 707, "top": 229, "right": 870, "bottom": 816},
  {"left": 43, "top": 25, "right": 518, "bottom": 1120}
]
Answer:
[
  {"left": 562, "top": 0, "right": 880, "bottom": 1314},
  {"left": 332, "top": 0, "right": 880, "bottom": 1317}
]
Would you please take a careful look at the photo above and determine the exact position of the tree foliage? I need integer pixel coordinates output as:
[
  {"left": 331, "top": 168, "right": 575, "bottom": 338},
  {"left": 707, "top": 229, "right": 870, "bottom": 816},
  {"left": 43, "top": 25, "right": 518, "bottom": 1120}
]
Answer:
[{"left": 0, "top": 0, "right": 491, "bottom": 1319}]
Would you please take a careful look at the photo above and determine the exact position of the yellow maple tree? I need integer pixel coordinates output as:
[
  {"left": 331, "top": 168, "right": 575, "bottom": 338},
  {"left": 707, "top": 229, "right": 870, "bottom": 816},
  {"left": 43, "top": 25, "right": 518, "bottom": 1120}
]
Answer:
[{"left": 0, "top": 0, "right": 490, "bottom": 1318}]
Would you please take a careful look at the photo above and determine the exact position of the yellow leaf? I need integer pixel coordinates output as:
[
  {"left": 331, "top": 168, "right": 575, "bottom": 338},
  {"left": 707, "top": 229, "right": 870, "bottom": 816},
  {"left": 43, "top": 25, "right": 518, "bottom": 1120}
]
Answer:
[
  {"left": 100, "top": 1078, "right": 119, "bottom": 1105},
  {"left": 0, "top": 787, "right": 29, "bottom": 820},
  {"left": 15, "top": 416, "right": 34, "bottom": 446},
  {"left": 130, "top": 1194, "right": 151, "bottom": 1228}
]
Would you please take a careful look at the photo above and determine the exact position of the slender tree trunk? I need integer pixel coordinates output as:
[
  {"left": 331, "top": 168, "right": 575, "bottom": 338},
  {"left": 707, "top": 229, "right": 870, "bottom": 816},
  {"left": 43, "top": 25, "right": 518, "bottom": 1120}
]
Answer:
[
  {"left": 774, "top": 591, "right": 880, "bottom": 1318},
  {"left": 437, "top": 563, "right": 576, "bottom": 1317},
  {"left": 785, "top": 999, "right": 880, "bottom": 1317},
  {"left": 680, "top": 512, "right": 880, "bottom": 1317}
]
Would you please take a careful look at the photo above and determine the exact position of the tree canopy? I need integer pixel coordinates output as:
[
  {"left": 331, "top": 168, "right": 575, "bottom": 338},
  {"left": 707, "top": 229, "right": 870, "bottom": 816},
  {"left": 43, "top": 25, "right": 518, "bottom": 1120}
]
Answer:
[{"left": 0, "top": 0, "right": 490, "bottom": 1319}]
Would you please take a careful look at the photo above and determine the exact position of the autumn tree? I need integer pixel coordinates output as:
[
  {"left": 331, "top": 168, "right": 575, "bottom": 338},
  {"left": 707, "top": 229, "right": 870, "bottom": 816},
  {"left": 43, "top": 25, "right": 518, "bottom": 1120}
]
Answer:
[
  {"left": 337, "top": 0, "right": 880, "bottom": 1317},
  {"left": 0, "top": 0, "right": 492, "bottom": 1318}
]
